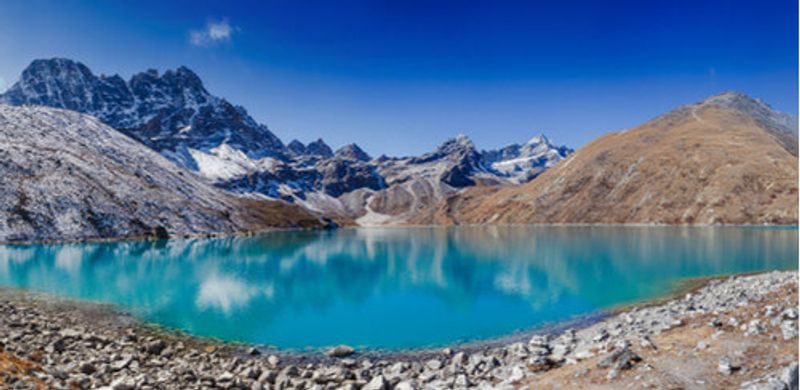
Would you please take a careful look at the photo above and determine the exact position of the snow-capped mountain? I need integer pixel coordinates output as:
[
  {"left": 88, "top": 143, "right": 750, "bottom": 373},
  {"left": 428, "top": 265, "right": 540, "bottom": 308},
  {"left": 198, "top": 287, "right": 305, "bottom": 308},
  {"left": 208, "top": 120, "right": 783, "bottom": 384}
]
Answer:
[
  {"left": 0, "top": 58, "right": 287, "bottom": 169},
  {"left": 407, "top": 134, "right": 489, "bottom": 187},
  {"left": 194, "top": 132, "right": 570, "bottom": 225},
  {"left": 482, "top": 134, "right": 574, "bottom": 183},
  {"left": 1, "top": 58, "right": 573, "bottom": 226},
  {"left": 0, "top": 104, "right": 322, "bottom": 242}
]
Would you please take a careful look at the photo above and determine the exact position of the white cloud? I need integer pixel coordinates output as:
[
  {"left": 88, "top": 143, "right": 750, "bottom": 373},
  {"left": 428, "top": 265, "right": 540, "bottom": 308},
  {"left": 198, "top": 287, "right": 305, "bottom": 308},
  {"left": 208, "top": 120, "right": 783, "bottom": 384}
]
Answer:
[
  {"left": 0, "top": 77, "right": 6, "bottom": 93},
  {"left": 189, "top": 19, "right": 236, "bottom": 47}
]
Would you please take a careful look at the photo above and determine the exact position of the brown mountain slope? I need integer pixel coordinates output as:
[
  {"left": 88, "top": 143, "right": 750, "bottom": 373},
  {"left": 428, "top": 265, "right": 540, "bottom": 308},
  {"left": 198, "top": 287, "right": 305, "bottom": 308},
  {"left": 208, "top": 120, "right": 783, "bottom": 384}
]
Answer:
[{"left": 451, "top": 92, "right": 798, "bottom": 225}]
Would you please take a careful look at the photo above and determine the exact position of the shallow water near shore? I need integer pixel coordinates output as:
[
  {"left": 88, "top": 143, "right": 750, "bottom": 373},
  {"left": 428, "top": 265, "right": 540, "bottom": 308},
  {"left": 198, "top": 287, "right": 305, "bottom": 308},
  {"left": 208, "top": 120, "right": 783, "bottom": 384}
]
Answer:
[{"left": 0, "top": 226, "right": 796, "bottom": 350}]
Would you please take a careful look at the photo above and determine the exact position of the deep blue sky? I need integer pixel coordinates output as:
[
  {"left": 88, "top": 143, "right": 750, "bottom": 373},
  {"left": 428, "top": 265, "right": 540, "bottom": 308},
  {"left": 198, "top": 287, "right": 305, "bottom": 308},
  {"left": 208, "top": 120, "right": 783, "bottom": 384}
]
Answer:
[{"left": 1, "top": 0, "right": 796, "bottom": 155}]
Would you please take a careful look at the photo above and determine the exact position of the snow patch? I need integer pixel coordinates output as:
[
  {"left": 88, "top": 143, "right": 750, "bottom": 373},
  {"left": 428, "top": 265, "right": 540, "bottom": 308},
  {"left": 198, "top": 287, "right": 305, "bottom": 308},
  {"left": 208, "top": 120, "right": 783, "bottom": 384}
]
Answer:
[{"left": 190, "top": 143, "right": 279, "bottom": 181}]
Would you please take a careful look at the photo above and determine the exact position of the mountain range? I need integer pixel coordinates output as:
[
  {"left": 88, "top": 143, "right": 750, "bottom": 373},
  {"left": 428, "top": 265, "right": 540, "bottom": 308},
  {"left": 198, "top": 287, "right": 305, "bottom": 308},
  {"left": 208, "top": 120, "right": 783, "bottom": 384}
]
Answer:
[
  {"left": 0, "top": 58, "right": 573, "bottom": 227},
  {"left": 0, "top": 58, "right": 797, "bottom": 241}
]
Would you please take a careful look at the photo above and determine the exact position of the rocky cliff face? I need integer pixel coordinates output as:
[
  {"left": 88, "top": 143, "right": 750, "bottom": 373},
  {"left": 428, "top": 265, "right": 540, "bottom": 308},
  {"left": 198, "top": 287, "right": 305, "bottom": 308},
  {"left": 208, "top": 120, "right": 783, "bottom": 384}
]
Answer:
[
  {"left": 0, "top": 58, "right": 287, "bottom": 169},
  {"left": 0, "top": 104, "right": 322, "bottom": 242},
  {"left": 452, "top": 92, "right": 799, "bottom": 225}
]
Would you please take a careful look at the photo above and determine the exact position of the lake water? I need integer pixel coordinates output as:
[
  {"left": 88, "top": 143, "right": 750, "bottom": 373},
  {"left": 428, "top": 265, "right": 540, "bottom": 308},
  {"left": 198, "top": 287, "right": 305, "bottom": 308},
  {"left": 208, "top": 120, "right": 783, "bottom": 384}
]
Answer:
[{"left": 0, "top": 226, "right": 796, "bottom": 350}]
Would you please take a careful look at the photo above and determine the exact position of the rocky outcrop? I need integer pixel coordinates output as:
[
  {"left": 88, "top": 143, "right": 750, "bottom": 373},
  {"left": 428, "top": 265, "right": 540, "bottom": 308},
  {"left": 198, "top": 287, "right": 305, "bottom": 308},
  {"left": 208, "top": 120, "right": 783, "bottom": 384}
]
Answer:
[
  {"left": 453, "top": 92, "right": 799, "bottom": 225},
  {"left": 318, "top": 158, "right": 385, "bottom": 197},
  {"left": 0, "top": 104, "right": 322, "bottom": 242}
]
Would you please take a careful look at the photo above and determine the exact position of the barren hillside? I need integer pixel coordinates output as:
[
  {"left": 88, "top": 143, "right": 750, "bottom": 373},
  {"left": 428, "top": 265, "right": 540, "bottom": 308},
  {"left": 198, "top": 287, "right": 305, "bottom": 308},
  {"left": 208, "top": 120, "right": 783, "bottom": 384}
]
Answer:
[{"left": 451, "top": 92, "right": 798, "bottom": 225}]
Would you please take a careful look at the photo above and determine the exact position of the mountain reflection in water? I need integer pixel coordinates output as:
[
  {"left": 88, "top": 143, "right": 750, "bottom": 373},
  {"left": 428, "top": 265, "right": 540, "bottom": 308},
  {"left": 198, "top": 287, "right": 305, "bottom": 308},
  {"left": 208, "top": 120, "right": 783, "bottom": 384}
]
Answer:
[{"left": 0, "top": 226, "right": 796, "bottom": 349}]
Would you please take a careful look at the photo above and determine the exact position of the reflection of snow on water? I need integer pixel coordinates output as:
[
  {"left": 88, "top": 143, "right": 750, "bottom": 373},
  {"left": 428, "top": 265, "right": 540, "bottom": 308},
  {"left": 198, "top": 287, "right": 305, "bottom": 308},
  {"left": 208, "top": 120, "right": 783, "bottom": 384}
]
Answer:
[
  {"left": 494, "top": 271, "right": 532, "bottom": 297},
  {"left": 0, "top": 226, "right": 795, "bottom": 349},
  {"left": 196, "top": 272, "right": 273, "bottom": 315},
  {"left": 0, "top": 246, "right": 36, "bottom": 278},
  {"left": 55, "top": 245, "right": 85, "bottom": 274}
]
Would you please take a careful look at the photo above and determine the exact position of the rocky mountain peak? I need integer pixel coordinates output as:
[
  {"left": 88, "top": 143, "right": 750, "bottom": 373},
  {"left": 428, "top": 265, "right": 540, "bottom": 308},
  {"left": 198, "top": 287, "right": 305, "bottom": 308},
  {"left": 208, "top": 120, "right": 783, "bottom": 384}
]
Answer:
[
  {"left": 703, "top": 90, "right": 760, "bottom": 107},
  {"left": 287, "top": 139, "right": 307, "bottom": 156},
  {"left": 480, "top": 133, "right": 573, "bottom": 183},
  {"left": 305, "top": 139, "right": 334, "bottom": 158},
  {"left": 23, "top": 57, "right": 94, "bottom": 80},
  {"left": 335, "top": 143, "right": 371, "bottom": 161},
  {"left": 162, "top": 66, "right": 208, "bottom": 96},
  {"left": 454, "top": 133, "right": 471, "bottom": 142},
  {"left": 128, "top": 65, "right": 212, "bottom": 111},
  {"left": 689, "top": 91, "right": 798, "bottom": 155},
  {"left": 412, "top": 134, "right": 478, "bottom": 164},
  {"left": 405, "top": 134, "right": 484, "bottom": 187},
  {"left": 701, "top": 91, "right": 796, "bottom": 132},
  {"left": 0, "top": 58, "right": 288, "bottom": 166},
  {"left": 175, "top": 65, "right": 202, "bottom": 79},
  {"left": 451, "top": 133, "right": 476, "bottom": 149},
  {"left": 1, "top": 58, "right": 101, "bottom": 112},
  {"left": 525, "top": 134, "right": 550, "bottom": 146}
]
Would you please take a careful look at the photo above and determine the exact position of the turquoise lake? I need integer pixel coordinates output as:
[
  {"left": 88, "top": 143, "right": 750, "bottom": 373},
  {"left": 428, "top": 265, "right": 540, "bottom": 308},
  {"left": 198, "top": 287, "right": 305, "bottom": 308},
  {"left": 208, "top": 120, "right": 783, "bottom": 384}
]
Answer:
[{"left": 0, "top": 226, "right": 796, "bottom": 350}]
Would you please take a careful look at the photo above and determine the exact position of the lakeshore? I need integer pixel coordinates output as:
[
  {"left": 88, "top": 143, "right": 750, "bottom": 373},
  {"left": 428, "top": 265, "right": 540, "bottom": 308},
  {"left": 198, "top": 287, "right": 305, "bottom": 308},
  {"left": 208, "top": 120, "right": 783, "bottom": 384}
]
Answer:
[{"left": 0, "top": 271, "right": 797, "bottom": 389}]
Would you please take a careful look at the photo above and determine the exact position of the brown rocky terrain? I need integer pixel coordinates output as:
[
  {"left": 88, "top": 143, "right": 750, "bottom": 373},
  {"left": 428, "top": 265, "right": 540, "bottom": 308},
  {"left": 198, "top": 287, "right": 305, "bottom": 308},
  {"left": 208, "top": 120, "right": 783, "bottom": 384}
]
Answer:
[
  {"left": 521, "top": 275, "right": 799, "bottom": 389},
  {"left": 449, "top": 92, "right": 798, "bottom": 225}
]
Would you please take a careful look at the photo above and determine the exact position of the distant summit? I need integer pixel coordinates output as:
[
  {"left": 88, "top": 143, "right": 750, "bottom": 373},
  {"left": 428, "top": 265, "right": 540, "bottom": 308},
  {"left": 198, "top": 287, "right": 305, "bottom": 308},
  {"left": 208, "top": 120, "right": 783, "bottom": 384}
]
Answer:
[
  {"left": 335, "top": 144, "right": 372, "bottom": 161},
  {"left": 286, "top": 139, "right": 307, "bottom": 156},
  {"left": 482, "top": 133, "right": 573, "bottom": 183},
  {"left": 305, "top": 139, "right": 334, "bottom": 158}
]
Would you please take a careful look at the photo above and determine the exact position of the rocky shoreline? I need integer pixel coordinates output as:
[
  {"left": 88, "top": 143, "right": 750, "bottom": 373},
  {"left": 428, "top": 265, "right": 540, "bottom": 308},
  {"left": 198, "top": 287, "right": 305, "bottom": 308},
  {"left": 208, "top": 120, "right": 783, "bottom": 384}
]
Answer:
[{"left": 0, "top": 271, "right": 797, "bottom": 389}]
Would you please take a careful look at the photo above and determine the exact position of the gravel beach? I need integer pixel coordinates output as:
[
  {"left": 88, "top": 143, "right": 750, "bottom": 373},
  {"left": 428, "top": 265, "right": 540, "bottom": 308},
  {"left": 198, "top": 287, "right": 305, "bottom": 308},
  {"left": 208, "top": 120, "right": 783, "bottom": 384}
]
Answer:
[{"left": 0, "top": 271, "right": 797, "bottom": 389}]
